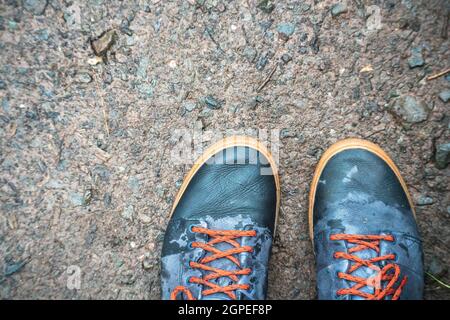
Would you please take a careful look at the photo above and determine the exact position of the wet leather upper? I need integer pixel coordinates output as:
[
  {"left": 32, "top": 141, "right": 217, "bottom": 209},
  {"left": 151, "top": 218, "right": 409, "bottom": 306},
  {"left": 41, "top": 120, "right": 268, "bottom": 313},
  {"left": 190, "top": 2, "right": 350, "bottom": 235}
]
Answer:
[
  {"left": 312, "top": 148, "right": 424, "bottom": 300},
  {"left": 161, "top": 146, "right": 277, "bottom": 300}
]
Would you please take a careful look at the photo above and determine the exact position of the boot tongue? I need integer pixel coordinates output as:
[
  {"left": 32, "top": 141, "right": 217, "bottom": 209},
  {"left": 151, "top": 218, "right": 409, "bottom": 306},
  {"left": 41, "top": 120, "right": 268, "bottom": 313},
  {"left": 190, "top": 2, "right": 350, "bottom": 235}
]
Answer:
[
  {"left": 199, "top": 214, "right": 254, "bottom": 300},
  {"left": 201, "top": 241, "right": 239, "bottom": 300},
  {"left": 347, "top": 249, "right": 379, "bottom": 300}
]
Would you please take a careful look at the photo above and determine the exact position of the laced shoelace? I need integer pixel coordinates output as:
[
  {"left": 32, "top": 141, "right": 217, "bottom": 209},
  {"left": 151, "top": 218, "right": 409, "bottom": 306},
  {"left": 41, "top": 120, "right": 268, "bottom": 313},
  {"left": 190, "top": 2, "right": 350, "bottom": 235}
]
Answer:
[
  {"left": 330, "top": 234, "right": 408, "bottom": 300},
  {"left": 170, "top": 226, "right": 256, "bottom": 300}
]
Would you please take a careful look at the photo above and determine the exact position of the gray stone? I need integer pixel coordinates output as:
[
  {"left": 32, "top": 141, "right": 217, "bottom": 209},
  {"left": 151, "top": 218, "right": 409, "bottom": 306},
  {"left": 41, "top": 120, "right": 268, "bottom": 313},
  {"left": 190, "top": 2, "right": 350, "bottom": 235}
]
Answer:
[
  {"left": 76, "top": 73, "right": 92, "bottom": 84},
  {"left": 5, "top": 261, "right": 26, "bottom": 276},
  {"left": 438, "top": 89, "right": 450, "bottom": 103},
  {"left": 183, "top": 101, "right": 197, "bottom": 112},
  {"left": 281, "top": 53, "right": 292, "bottom": 64},
  {"left": 243, "top": 46, "right": 257, "bottom": 63},
  {"left": 390, "top": 95, "right": 429, "bottom": 123},
  {"left": 121, "top": 205, "right": 134, "bottom": 220},
  {"left": 280, "top": 128, "right": 296, "bottom": 138},
  {"left": 435, "top": 143, "right": 450, "bottom": 169},
  {"left": 35, "top": 29, "right": 49, "bottom": 41},
  {"left": 257, "top": 0, "right": 275, "bottom": 13},
  {"left": 204, "top": 95, "right": 222, "bottom": 110},
  {"left": 91, "top": 30, "right": 117, "bottom": 56},
  {"left": 256, "top": 52, "right": 270, "bottom": 70},
  {"left": 128, "top": 176, "right": 140, "bottom": 193},
  {"left": 416, "top": 195, "right": 433, "bottom": 206},
  {"left": 7, "top": 20, "right": 18, "bottom": 31},
  {"left": 92, "top": 164, "right": 111, "bottom": 182},
  {"left": 408, "top": 47, "right": 425, "bottom": 68},
  {"left": 199, "top": 108, "right": 213, "bottom": 118},
  {"left": 70, "top": 192, "right": 84, "bottom": 206},
  {"left": 23, "top": 0, "right": 48, "bottom": 15},
  {"left": 142, "top": 258, "right": 156, "bottom": 270},
  {"left": 119, "top": 271, "right": 136, "bottom": 285},
  {"left": 63, "top": 4, "right": 81, "bottom": 30},
  {"left": 277, "top": 23, "right": 295, "bottom": 40},
  {"left": 331, "top": 3, "right": 348, "bottom": 17}
]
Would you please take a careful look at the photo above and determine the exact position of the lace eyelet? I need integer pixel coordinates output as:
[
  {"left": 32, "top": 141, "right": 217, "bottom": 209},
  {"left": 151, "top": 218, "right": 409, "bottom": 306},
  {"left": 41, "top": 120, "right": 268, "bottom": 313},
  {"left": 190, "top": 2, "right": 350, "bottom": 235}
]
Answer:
[
  {"left": 390, "top": 235, "right": 397, "bottom": 245},
  {"left": 188, "top": 224, "right": 196, "bottom": 233}
]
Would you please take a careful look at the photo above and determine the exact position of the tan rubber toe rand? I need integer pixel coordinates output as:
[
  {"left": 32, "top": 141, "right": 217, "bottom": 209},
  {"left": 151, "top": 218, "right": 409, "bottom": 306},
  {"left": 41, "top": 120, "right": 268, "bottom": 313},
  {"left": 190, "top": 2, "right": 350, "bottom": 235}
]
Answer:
[
  {"left": 308, "top": 138, "right": 416, "bottom": 242},
  {"left": 169, "top": 136, "right": 281, "bottom": 235}
]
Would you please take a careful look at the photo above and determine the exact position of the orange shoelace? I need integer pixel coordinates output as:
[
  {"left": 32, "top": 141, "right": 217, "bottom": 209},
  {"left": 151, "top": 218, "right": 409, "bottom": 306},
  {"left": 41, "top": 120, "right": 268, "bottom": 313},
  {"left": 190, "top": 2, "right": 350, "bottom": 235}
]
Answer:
[
  {"left": 170, "top": 226, "right": 256, "bottom": 300},
  {"left": 330, "top": 234, "right": 407, "bottom": 300}
]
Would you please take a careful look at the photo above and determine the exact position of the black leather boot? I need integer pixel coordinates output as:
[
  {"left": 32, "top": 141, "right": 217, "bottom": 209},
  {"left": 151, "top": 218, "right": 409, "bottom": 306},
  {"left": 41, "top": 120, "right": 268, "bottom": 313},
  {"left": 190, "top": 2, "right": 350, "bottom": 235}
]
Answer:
[
  {"left": 161, "top": 136, "right": 280, "bottom": 300},
  {"left": 309, "top": 138, "right": 423, "bottom": 300}
]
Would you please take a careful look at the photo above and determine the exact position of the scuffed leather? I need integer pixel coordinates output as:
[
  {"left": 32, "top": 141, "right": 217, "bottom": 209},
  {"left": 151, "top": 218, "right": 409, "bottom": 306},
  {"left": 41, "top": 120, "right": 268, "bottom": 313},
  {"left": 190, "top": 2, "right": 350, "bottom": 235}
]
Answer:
[
  {"left": 161, "top": 146, "right": 277, "bottom": 300},
  {"left": 313, "top": 148, "right": 424, "bottom": 300}
]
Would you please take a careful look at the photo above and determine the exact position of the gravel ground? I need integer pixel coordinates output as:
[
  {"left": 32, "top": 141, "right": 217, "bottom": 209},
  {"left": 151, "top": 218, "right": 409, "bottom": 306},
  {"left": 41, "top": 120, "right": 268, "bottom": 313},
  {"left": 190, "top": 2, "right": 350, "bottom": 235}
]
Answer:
[{"left": 0, "top": 0, "right": 449, "bottom": 300}]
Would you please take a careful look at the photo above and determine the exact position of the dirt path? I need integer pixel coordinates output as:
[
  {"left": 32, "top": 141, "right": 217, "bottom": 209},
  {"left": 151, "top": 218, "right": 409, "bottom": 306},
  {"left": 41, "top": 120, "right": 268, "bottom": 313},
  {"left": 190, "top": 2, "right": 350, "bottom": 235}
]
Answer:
[{"left": 0, "top": 0, "right": 449, "bottom": 299}]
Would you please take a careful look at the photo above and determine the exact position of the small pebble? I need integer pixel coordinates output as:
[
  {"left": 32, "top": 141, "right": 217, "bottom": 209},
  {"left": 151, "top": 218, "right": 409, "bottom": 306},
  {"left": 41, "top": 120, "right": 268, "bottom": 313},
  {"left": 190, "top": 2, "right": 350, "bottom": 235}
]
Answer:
[
  {"left": 5, "top": 261, "right": 26, "bottom": 276},
  {"left": 76, "top": 73, "right": 92, "bottom": 84},
  {"left": 121, "top": 205, "right": 134, "bottom": 220},
  {"left": 438, "top": 89, "right": 450, "bottom": 103},
  {"left": 280, "top": 128, "right": 296, "bottom": 139},
  {"left": 257, "top": 0, "right": 275, "bottom": 13},
  {"left": 23, "top": 0, "right": 48, "bottom": 15},
  {"left": 416, "top": 195, "right": 433, "bottom": 206},
  {"left": 183, "top": 101, "right": 197, "bottom": 112},
  {"left": 408, "top": 47, "right": 425, "bottom": 68},
  {"left": 390, "top": 95, "right": 429, "bottom": 123},
  {"left": 256, "top": 52, "right": 270, "bottom": 70},
  {"left": 281, "top": 53, "right": 292, "bottom": 64},
  {"left": 277, "top": 23, "right": 295, "bottom": 40},
  {"left": 70, "top": 192, "right": 84, "bottom": 206},
  {"left": 435, "top": 143, "right": 450, "bottom": 169},
  {"left": 331, "top": 3, "right": 348, "bottom": 17},
  {"left": 204, "top": 95, "right": 222, "bottom": 110},
  {"left": 91, "top": 30, "right": 117, "bottom": 56},
  {"left": 243, "top": 46, "right": 257, "bottom": 63}
]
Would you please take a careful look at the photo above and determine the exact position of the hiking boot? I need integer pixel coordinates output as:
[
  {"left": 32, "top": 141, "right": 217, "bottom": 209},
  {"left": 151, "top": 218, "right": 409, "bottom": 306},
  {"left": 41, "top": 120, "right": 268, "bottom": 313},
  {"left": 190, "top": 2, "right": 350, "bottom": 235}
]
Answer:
[
  {"left": 309, "top": 138, "right": 423, "bottom": 300},
  {"left": 161, "top": 136, "right": 280, "bottom": 300}
]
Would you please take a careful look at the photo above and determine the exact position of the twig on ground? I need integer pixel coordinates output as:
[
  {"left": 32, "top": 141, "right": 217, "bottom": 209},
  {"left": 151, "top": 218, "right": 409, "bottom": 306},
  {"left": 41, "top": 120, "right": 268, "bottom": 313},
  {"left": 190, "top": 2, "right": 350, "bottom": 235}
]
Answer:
[
  {"left": 257, "top": 64, "right": 278, "bottom": 92},
  {"left": 205, "top": 26, "right": 224, "bottom": 53},
  {"left": 426, "top": 272, "right": 450, "bottom": 289},
  {"left": 93, "top": 72, "right": 110, "bottom": 136},
  {"left": 364, "top": 128, "right": 386, "bottom": 139},
  {"left": 427, "top": 67, "right": 450, "bottom": 80}
]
